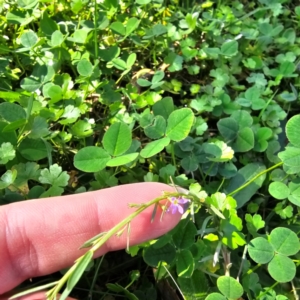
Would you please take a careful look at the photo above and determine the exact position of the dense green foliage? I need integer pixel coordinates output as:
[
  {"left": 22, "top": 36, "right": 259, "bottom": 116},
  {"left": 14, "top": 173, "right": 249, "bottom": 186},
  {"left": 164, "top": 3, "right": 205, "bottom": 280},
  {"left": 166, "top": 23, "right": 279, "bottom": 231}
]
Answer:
[{"left": 1, "top": 0, "right": 300, "bottom": 299}]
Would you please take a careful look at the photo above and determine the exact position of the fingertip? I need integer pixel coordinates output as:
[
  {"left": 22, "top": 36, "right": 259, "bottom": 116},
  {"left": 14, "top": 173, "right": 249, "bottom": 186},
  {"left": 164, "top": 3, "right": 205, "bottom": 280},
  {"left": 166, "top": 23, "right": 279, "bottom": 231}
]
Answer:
[
  {"left": 116, "top": 182, "right": 182, "bottom": 244},
  {"left": 93, "top": 182, "right": 182, "bottom": 251}
]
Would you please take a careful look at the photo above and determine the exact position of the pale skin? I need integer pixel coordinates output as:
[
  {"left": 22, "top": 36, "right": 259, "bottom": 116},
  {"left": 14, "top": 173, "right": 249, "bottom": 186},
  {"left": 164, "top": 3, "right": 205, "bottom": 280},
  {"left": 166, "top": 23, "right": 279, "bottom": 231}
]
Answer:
[{"left": 0, "top": 182, "right": 181, "bottom": 300}]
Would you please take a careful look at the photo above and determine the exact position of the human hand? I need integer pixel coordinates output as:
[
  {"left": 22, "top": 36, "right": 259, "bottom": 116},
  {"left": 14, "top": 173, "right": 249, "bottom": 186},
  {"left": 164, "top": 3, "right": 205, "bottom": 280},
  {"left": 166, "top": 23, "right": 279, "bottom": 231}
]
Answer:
[{"left": 0, "top": 182, "right": 181, "bottom": 300}]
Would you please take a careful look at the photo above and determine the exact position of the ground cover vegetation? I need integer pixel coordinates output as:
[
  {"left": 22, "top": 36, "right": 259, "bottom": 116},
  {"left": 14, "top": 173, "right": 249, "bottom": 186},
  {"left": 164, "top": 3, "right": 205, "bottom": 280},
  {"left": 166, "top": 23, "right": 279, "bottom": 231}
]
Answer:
[{"left": 1, "top": 0, "right": 300, "bottom": 298}]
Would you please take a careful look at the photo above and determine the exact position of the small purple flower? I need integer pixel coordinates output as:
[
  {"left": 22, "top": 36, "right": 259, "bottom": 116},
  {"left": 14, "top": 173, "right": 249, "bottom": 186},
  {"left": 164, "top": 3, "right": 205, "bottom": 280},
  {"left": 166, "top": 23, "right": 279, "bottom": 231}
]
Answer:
[{"left": 168, "top": 196, "right": 189, "bottom": 214}]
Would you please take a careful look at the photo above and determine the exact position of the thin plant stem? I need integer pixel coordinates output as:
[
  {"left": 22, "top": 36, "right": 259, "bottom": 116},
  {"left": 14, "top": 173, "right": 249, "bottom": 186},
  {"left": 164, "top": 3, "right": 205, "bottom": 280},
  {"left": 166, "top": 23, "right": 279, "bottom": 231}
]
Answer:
[
  {"left": 170, "top": 142, "right": 178, "bottom": 175},
  {"left": 236, "top": 244, "right": 248, "bottom": 282},
  {"left": 93, "top": 0, "right": 98, "bottom": 59},
  {"left": 9, "top": 281, "right": 59, "bottom": 299},
  {"left": 89, "top": 255, "right": 105, "bottom": 300},
  {"left": 257, "top": 281, "right": 279, "bottom": 299},
  {"left": 291, "top": 280, "right": 299, "bottom": 300},
  {"left": 155, "top": 261, "right": 163, "bottom": 282},
  {"left": 203, "top": 162, "right": 216, "bottom": 181},
  {"left": 228, "top": 162, "right": 283, "bottom": 197},
  {"left": 90, "top": 193, "right": 182, "bottom": 251},
  {"left": 216, "top": 178, "right": 225, "bottom": 192},
  {"left": 47, "top": 254, "right": 90, "bottom": 297},
  {"left": 198, "top": 167, "right": 205, "bottom": 182},
  {"left": 202, "top": 270, "right": 219, "bottom": 278},
  {"left": 243, "top": 263, "right": 261, "bottom": 278},
  {"left": 163, "top": 265, "right": 185, "bottom": 299},
  {"left": 44, "top": 191, "right": 190, "bottom": 299},
  {"left": 258, "top": 89, "right": 278, "bottom": 121}
]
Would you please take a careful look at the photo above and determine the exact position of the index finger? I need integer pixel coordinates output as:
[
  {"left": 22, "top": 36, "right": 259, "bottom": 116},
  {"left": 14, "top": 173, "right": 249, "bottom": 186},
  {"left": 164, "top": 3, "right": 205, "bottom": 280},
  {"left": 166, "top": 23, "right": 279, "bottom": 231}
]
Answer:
[{"left": 0, "top": 183, "right": 180, "bottom": 295}]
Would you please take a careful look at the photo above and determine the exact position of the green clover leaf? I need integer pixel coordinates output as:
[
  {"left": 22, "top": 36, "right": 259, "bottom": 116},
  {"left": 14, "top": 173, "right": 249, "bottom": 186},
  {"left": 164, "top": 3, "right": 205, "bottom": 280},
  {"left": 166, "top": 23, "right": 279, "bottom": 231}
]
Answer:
[
  {"left": 0, "top": 142, "right": 16, "bottom": 164},
  {"left": 39, "top": 164, "right": 70, "bottom": 187}
]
